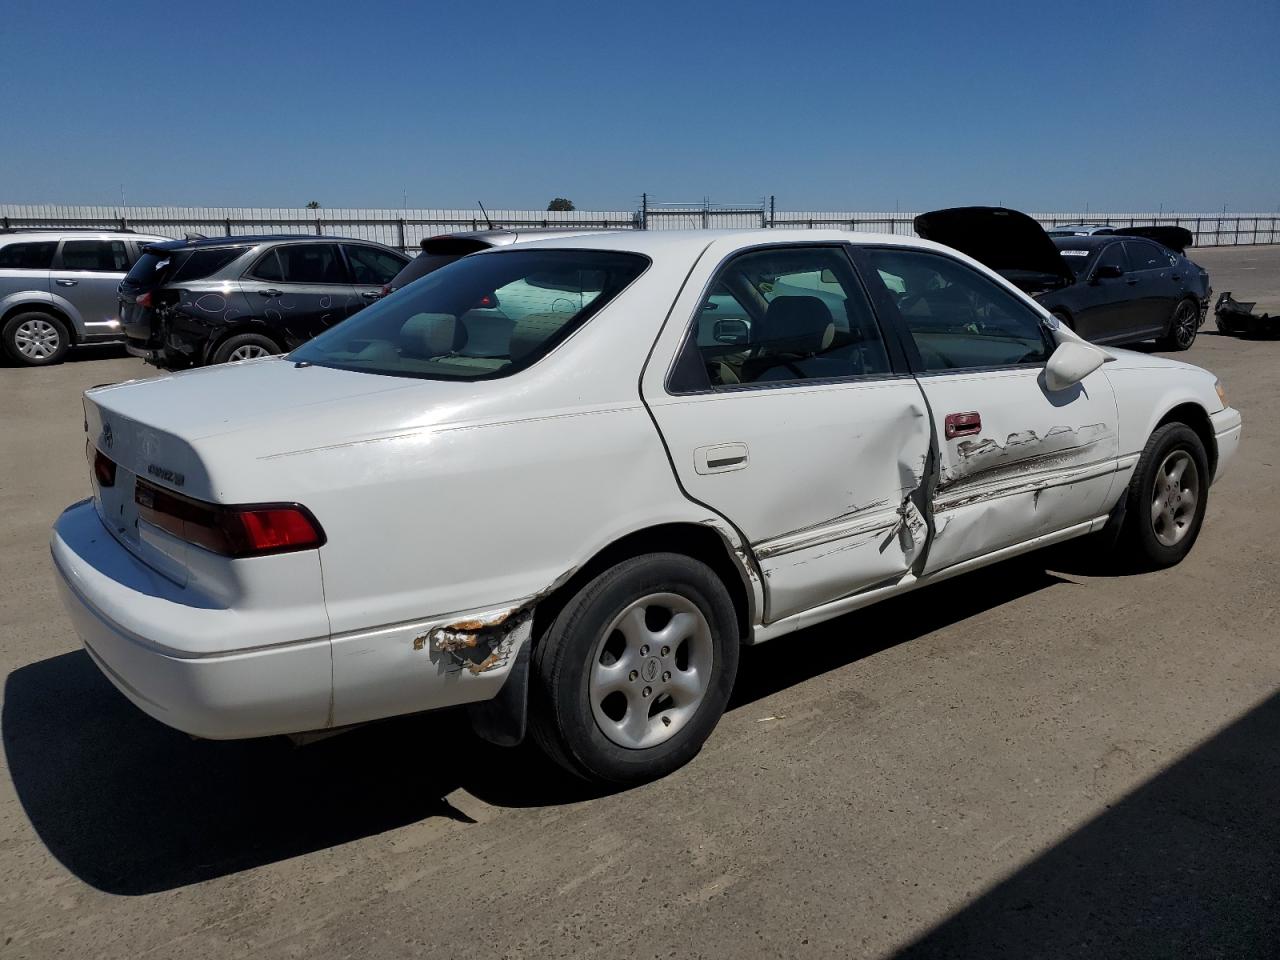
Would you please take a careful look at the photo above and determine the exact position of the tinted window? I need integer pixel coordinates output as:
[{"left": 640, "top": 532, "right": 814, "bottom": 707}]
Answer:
[
  {"left": 124, "top": 251, "right": 174, "bottom": 285},
  {"left": 866, "top": 248, "right": 1051, "bottom": 371},
  {"left": 290, "top": 250, "right": 648, "bottom": 380},
  {"left": 344, "top": 244, "right": 406, "bottom": 285},
  {"left": 1126, "top": 240, "right": 1170, "bottom": 271},
  {"left": 0, "top": 241, "right": 57, "bottom": 270},
  {"left": 59, "top": 240, "right": 129, "bottom": 272},
  {"left": 169, "top": 247, "right": 249, "bottom": 283},
  {"left": 266, "top": 243, "right": 346, "bottom": 284},
  {"left": 250, "top": 249, "right": 284, "bottom": 282},
  {"left": 692, "top": 246, "right": 890, "bottom": 386},
  {"left": 1096, "top": 242, "right": 1128, "bottom": 273}
]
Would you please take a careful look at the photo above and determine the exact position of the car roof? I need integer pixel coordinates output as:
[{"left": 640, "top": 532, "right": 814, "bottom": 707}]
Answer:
[
  {"left": 496, "top": 228, "right": 950, "bottom": 260},
  {"left": 141, "top": 234, "right": 393, "bottom": 252},
  {"left": 1051, "top": 235, "right": 1123, "bottom": 249},
  {"left": 0, "top": 230, "right": 167, "bottom": 242}
]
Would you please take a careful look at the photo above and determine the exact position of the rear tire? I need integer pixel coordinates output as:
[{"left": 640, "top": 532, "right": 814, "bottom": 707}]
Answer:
[
  {"left": 209, "top": 332, "right": 280, "bottom": 364},
  {"left": 1157, "top": 298, "right": 1199, "bottom": 351},
  {"left": 1115, "top": 423, "right": 1209, "bottom": 569},
  {"left": 2, "top": 311, "right": 70, "bottom": 366},
  {"left": 530, "top": 553, "right": 739, "bottom": 785}
]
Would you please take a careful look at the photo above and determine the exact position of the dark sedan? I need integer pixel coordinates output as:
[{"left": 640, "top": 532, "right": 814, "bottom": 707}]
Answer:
[{"left": 915, "top": 207, "right": 1211, "bottom": 350}]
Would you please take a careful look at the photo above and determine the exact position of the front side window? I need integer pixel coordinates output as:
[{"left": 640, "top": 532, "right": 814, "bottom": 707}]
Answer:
[
  {"left": 865, "top": 248, "right": 1051, "bottom": 372},
  {"left": 691, "top": 246, "right": 891, "bottom": 387},
  {"left": 289, "top": 249, "right": 648, "bottom": 380},
  {"left": 0, "top": 241, "right": 57, "bottom": 270},
  {"left": 1096, "top": 242, "right": 1128, "bottom": 275},
  {"left": 59, "top": 240, "right": 129, "bottom": 272},
  {"left": 344, "top": 244, "right": 406, "bottom": 285}
]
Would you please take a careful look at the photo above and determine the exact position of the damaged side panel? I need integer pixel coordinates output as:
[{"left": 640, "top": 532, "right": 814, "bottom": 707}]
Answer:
[{"left": 914, "top": 370, "right": 1121, "bottom": 575}]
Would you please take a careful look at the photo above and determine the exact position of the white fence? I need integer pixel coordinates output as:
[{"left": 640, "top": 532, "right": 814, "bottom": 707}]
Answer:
[{"left": 3, "top": 203, "right": 1277, "bottom": 249}]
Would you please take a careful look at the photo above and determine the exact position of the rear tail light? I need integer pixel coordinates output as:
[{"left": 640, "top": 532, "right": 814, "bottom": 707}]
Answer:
[
  {"left": 135, "top": 291, "right": 154, "bottom": 308},
  {"left": 93, "top": 449, "right": 117, "bottom": 487},
  {"left": 378, "top": 284, "right": 392, "bottom": 297},
  {"left": 134, "top": 479, "right": 325, "bottom": 557}
]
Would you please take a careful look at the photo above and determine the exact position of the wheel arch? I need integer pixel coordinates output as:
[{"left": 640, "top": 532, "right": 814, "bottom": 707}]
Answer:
[
  {"left": 531, "top": 522, "right": 758, "bottom": 649},
  {"left": 1, "top": 300, "right": 79, "bottom": 344},
  {"left": 1155, "top": 401, "right": 1217, "bottom": 479},
  {"left": 202, "top": 323, "right": 289, "bottom": 364}
]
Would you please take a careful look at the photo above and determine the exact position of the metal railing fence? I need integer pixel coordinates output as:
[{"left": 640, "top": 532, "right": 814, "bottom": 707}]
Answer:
[{"left": 3, "top": 202, "right": 1276, "bottom": 249}]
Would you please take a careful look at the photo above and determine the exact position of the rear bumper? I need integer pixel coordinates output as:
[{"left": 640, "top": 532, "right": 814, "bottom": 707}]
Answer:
[
  {"left": 51, "top": 499, "right": 527, "bottom": 739},
  {"left": 51, "top": 500, "right": 332, "bottom": 739},
  {"left": 1211, "top": 406, "right": 1242, "bottom": 482}
]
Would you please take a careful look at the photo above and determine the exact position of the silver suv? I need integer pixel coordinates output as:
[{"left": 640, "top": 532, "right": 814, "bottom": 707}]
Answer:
[{"left": 0, "top": 230, "right": 168, "bottom": 365}]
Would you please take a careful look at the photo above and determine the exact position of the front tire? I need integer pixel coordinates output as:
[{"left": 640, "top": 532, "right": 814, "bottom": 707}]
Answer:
[
  {"left": 1157, "top": 298, "right": 1200, "bottom": 351},
  {"left": 1116, "top": 423, "right": 1209, "bottom": 569},
  {"left": 2, "top": 311, "right": 70, "bottom": 366},
  {"left": 530, "top": 553, "right": 739, "bottom": 785}
]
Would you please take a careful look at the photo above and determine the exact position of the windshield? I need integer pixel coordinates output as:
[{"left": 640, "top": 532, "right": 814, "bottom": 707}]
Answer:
[
  {"left": 290, "top": 249, "right": 649, "bottom": 380},
  {"left": 1053, "top": 242, "right": 1098, "bottom": 278}
]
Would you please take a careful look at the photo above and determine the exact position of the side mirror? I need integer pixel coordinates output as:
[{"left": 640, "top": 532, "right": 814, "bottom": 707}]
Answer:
[
  {"left": 713, "top": 318, "right": 750, "bottom": 344},
  {"left": 1093, "top": 263, "right": 1124, "bottom": 282},
  {"left": 1044, "top": 340, "right": 1109, "bottom": 392}
]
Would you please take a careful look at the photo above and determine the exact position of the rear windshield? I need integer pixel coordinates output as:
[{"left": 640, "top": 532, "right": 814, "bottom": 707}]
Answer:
[
  {"left": 290, "top": 249, "right": 649, "bottom": 380},
  {"left": 124, "top": 245, "right": 249, "bottom": 286}
]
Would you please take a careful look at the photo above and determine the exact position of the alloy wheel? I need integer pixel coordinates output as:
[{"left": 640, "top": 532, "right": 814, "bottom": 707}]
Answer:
[
  {"left": 1150, "top": 449, "right": 1200, "bottom": 547},
  {"left": 227, "top": 343, "right": 271, "bottom": 362},
  {"left": 588, "top": 592, "right": 714, "bottom": 750},
  {"left": 1173, "top": 301, "right": 1198, "bottom": 348}
]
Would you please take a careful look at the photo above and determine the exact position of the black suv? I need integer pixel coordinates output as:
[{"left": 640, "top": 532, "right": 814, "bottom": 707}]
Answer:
[{"left": 119, "top": 235, "right": 409, "bottom": 367}]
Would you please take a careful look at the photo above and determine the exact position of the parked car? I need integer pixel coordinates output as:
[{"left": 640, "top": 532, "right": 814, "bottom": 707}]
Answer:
[
  {"left": 915, "top": 207, "right": 1211, "bottom": 349},
  {"left": 1046, "top": 223, "right": 1116, "bottom": 236},
  {"left": 0, "top": 229, "right": 170, "bottom": 365},
  {"left": 53, "top": 229, "right": 1241, "bottom": 785},
  {"left": 119, "top": 235, "right": 410, "bottom": 367},
  {"left": 385, "top": 228, "right": 609, "bottom": 295}
]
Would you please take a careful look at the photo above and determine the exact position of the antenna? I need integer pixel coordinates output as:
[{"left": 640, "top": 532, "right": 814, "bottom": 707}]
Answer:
[{"left": 477, "top": 201, "right": 495, "bottom": 230}]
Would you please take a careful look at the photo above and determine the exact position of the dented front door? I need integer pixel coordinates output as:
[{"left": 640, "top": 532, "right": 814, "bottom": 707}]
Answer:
[
  {"left": 916, "top": 366, "right": 1118, "bottom": 573},
  {"left": 853, "top": 245, "right": 1120, "bottom": 576}
]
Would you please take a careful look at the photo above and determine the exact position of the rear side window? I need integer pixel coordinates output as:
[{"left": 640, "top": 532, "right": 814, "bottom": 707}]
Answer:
[
  {"left": 124, "top": 251, "right": 173, "bottom": 285},
  {"left": 1126, "top": 240, "right": 1170, "bottom": 271},
  {"left": 59, "top": 240, "right": 130, "bottom": 272},
  {"left": 290, "top": 249, "right": 648, "bottom": 380},
  {"left": 169, "top": 247, "right": 248, "bottom": 283},
  {"left": 251, "top": 244, "right": 346, "bottom": 284},
  {"left": 344, "top": 244, "right": 406, "bottom": 285},
  {"left": 0, "top": 241, "right": 57, "bottom": 269},
  {"left": 864, "top": 248, "right": 1051, "bottom": 372},
  {"left": 690, "top": 246, "right": 891, "bottom": 387},
  {"left": 1097, "top": 242, "right": 1128, "bottom": 273}
]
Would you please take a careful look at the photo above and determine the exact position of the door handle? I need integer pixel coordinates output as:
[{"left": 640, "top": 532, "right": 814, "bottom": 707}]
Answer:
[
  {"left": 1171, "top": 273, "right": 1182, "bottom": 281},
  {"left": 258, "top": 289, "right": 283, "bottom": 297},
  {"left": 1126, "top": 278, "right": 1138, "bottom": 285},
  {"left": 56, "top": 279, "right": 79, "bottom": 287},
  {"left": 360, "top": 290, "right": 381, "bottom": 300},
  {"left": 944, "top": 411, "right": 981, "bottom": 440},
  {"left": 694, "top": 442, "right": 749, "bottom": 475}
]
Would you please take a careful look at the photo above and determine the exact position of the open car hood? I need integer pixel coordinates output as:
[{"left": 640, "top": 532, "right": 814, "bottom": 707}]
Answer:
[
  {"left": 1111, "top": 226, "right": 1193, "bottom": 254},
  {"left": 913, "top": 206, "right": 1074, "bottom": 289}
]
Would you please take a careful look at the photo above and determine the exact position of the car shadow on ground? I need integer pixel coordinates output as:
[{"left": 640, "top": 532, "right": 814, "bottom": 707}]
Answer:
[
  {"left": 893, "top": 689, "right": 1280, "bottom": 958},
  {"left": 5, "top": 558, "right": 1068, "bottom": 895}
]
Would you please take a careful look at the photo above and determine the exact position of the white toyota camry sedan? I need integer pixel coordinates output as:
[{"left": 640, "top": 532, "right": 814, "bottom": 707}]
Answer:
[{"left": 52, "top": 230, "right": 1242, "bottom": 784}]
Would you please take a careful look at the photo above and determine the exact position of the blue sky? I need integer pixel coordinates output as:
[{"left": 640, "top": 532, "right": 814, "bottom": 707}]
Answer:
[{"left": 2, "top": 0, "right": 1277, "bottom": 211}]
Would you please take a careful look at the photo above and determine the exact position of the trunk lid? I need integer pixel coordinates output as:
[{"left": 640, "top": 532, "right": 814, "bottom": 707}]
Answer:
[{"left": 914, "top": 206, "right": 1075, "bottom": 291}]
